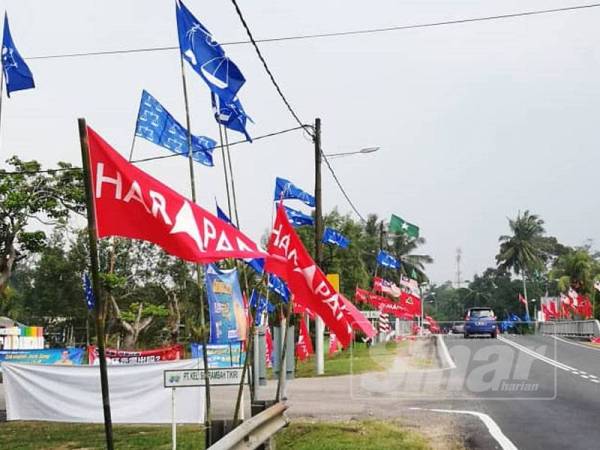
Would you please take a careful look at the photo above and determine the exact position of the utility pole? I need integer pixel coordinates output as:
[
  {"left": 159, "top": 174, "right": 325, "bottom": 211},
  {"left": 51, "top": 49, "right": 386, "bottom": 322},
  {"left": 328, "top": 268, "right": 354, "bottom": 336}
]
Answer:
[{"left": 314, "top": 118, "right": 324, "bottom": 376}]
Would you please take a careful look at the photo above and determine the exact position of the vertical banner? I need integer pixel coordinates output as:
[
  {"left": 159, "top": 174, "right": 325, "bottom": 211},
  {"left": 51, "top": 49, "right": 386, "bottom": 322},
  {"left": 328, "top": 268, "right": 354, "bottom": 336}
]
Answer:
[
  {"left": 326, "top": 273, "right": 340, "bottom": 293},
  {"left": 206, "top": 265, "right": 247, "bottom": 344}
]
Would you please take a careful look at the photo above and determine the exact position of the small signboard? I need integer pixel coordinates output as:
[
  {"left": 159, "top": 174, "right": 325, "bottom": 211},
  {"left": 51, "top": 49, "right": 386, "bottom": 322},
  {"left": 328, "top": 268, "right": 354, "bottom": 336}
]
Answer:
[
  {"left": 361, "top": 310, "right": 381, "bottom": 319},
  {"left": 164, "top": 367, "right": 246, "bottom": 388}
]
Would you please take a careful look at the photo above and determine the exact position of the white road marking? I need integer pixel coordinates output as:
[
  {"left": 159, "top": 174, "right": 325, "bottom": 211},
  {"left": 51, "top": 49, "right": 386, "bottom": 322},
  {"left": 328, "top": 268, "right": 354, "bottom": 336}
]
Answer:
[
  {"left": 410, "top": 407, "right": 517, "bottom": 450},
  {"left": 499, "top": 336, "right": 600, "bottom": 383},
  {"left": 552, "top": 335, "right": 600, "bottom": 352},
  {"left": 438, "top": 336, "right": 457, "bottom": 369}
]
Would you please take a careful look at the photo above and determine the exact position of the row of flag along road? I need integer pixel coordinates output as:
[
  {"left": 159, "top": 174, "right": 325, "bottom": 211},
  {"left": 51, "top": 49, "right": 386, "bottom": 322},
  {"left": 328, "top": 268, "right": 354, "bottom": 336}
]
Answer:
[{"left": 3, "top": 3, "right": 425, "bottom": 347}]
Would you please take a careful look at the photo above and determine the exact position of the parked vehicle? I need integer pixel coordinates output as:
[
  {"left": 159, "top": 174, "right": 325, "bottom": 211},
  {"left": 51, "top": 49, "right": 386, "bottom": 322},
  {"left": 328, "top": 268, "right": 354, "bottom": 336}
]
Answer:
[
  {"left": 464, "top": 307, "right": 497, "bottom": 338},
  {"left": 451, "top": 322, "right": 465, "bottom": 334}
]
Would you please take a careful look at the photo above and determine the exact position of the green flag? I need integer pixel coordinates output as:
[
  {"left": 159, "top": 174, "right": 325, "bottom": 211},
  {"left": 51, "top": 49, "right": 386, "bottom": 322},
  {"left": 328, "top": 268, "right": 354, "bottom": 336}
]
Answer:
[{"left": 389, "top": 214, "right": 419, "bottom": 238}]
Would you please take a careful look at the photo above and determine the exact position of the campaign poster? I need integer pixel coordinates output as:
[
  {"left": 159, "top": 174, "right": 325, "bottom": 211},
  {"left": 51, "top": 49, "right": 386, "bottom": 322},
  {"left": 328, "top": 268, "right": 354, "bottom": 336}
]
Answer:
[
  {"left": 206, "top": 265, "right": 247, "bottom": 344},
  {"left": 87, "top": 344, "right": 183, "bottom": 365},
  {"left": 0, "top": 348, "right": 84, "bottom": 369}
]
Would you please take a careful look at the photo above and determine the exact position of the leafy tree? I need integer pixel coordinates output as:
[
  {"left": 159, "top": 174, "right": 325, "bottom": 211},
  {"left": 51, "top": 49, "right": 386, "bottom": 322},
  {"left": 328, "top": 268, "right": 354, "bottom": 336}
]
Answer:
[
  {"left": 0, "top": 157, "right": 83, "bottom": 295},
  {"left": 550, "top": 249, "right": 600, "bottom": 295}
]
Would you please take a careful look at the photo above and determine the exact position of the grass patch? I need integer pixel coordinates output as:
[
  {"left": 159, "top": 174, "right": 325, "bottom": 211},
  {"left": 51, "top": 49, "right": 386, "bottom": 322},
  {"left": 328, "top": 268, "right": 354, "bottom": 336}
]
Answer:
[
  {"left": 0, "top": 422, "right": 204, "bottom": 450},
  {"left": 276, "top": 420, "right": 430, "bottom": 450},
  {"left": 294, "top": 340, "right": 402, "bottom": 378},
  {"left": 0, "top": 419, "right": 432, "bottom": 450}
]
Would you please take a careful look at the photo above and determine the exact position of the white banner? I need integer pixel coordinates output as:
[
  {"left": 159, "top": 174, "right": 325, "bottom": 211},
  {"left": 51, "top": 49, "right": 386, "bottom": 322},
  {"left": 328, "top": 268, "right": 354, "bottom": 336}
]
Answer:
[{"left": 3, "top": 359, "right": 204, "bottom": 424}]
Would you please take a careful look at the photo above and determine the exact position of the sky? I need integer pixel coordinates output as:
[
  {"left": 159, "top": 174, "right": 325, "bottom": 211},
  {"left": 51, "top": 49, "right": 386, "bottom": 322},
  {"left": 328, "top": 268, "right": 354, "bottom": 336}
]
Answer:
[{"left": 2, "top": 0, "right": 600, "bottom": 284}]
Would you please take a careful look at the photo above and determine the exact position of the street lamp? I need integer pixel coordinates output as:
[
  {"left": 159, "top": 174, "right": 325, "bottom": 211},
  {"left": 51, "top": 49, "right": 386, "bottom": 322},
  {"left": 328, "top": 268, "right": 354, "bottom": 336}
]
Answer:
[{"left": 324, "top": 146, "right": 381, "bottom": 159}]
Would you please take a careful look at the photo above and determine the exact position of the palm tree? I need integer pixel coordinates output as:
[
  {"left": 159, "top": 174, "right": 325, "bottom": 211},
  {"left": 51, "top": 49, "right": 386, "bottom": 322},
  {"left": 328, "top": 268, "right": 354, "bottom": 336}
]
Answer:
[
  {"left": 496, "top": 210, "right": 546, "bottom": 316},
  {"left": 550, "top": 249, "right": 597, "bottom": 294},
  {"left": 389, "top": 234, "right": 433, "bottom": 283}
]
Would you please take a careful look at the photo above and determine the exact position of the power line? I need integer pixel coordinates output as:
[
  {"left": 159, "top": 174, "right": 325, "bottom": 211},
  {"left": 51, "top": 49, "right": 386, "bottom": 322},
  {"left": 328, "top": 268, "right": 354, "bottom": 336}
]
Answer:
[
  {"left": 0, "top": 125, "right": 305, "bottom": 175},
  {"left": 228, "top": 0, "right": 310, "bottom": 135},
  {"left": 26, "top": 2, "right": 600, "bottom": 61},
  {"left": 320, "top": 150, "right": 366, "bottom": 222}
]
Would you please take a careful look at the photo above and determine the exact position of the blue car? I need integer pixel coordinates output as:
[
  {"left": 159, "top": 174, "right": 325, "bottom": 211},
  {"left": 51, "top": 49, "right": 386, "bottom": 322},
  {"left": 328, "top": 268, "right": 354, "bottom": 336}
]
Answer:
[{"left": 464, "top": 307, "right": 498, "bottom": 338}]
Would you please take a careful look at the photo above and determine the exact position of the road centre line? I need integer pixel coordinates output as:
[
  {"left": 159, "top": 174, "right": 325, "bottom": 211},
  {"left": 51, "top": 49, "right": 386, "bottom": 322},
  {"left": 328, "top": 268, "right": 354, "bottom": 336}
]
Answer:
[{"left": 410, "top": 407, "right": 517, "bottom": 450}]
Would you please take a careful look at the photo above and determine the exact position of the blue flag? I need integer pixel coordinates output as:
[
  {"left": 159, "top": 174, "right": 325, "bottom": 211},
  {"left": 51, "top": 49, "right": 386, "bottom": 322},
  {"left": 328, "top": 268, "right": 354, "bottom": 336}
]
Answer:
[
  {"left": 268, "top": 274, "right": 290, "bottom": 303},
  {"left": 322, "top": 227, "right": 349, "bottom": 249},
  {"left": 2, "top": 14, "right": 35, "bottom": 97},
  {"left": 83, "top": 273, "right": 95, "bottom": 311},
  {"left": 135, "top": 90, "right": 216, "bottom": 166},
  {"left": 215, "top": 202, "right": 264, "bottom": 274},
  {"left": 176, "top": 0, "right": 245, "bottom": 103},
  {"left": 274, "top": 177, "right": 315, "bottom": 206},
  {"left": 376, "top": 250, "right": 401, "bottom": 269},
  {"left": 212, "top": 93, "right": 253, "bottom": 142},
  {"left": 249, "top": 289, "right": 269, "bottom": 326},
  {"left": 284, "top": 206, "right": 314, "bottom": 227}
]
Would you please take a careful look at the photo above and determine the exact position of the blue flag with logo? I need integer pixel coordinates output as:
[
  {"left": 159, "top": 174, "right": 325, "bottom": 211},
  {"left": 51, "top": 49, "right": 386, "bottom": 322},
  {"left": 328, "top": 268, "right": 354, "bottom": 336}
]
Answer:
[
  {"left": 268, "top": 274, "right": 290, "bottom": 303},
  {"left": 2, "top": 14, "right": 35, "bottom": 97},
  {"left": 212, "top": 93, "right": 253, "bottom": 142},
  {"left": 376, "top": 250, "right": 401, "bottom": 269},
  {"left": 83, "top": 273, "right": 95, "bottom": 311},
  {"left": 216, "top": 202, "right": 264, "bottom": 274},
  {"left": 274, "top": 177, "right": 315, "bottom": 206},
  {"left": 284, "top": 206, "right": 314, "bottom": 227},
  {"left": 322, "top": 227, "right": 349, "bottom": 249},
  {"left": 135, "top": 90, "right": 216, "bottom": 166},
  {"left": 176, "top": 0, "right": 245, "bottom": 103}
]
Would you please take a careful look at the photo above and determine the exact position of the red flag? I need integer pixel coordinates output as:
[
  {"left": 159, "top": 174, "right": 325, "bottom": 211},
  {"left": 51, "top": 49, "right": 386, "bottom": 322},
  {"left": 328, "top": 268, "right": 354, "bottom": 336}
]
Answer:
[
  {"left": 518, "top": 293, "right": 528, "bottom": 306},
  {"left": 355, "top": 287, "right": 413, "bottom": 319},
  {"left": 264, "top": 205, "right": 352, "bottom": 347},
  {"left": 400, "top": 291, "right": 421, "bottom": 316},
  {"left": 339, "top": 294, "right": 376, "bottom": 339},
  {"left": 86, "top": 127, "right": 266, "bottom": 263},
  {"left": 265, "top": 326, "right": 273, "bottom": 368},
  {"left": 295, "top": 318, "right": 314, "bottom": 361},
  {"left": 373, "top": 277, "right": 401, "bottom": 298}
]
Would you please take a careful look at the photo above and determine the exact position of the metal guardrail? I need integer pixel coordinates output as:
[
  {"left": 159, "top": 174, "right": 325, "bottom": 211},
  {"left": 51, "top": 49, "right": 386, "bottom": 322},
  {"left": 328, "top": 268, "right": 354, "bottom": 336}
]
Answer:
[
  {"left": 208, "top": 402, "right": 289, "bottom": 450},
  {"left": 539, "top": 320, "right": 600, "bottom": 337}
]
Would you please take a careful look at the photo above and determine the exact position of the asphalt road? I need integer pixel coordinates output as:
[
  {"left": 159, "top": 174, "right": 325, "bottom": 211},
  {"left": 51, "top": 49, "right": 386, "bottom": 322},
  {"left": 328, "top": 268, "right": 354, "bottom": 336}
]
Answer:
[{"left": 434, "top": 334, "right": 600, "bottom": 450}]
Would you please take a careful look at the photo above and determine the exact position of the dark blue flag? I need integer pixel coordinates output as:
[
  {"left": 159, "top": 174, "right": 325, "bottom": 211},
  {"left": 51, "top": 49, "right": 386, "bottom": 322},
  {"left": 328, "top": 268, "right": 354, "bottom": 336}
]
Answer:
[
  {"left": 216, "top": 201, "right": 265, "bottom": 274},
  {"left": 322, "top": 227, "right": 350, "bottom": 249},
  {"left": 135, "top": 90, "right": 216, "bottom": 166},
  {"left": 83, "top": 273, "right": 95, "bottom": 311},
  {"left": 2, "top": 14, "right": 34, "bottom": 97},
  {"left": 284, "top": 206, "right": 314, "bottom": 227},
  {"left": 212, "top": 93, "right": 253, "bottom": 142},
  {"left": 176, "top": 0, "right": 245, "bottom": 102},
  {"left": 268, "top": 274, "right": 290, "bottom": 303},
  {"left": 376, "top": 250, "right": 401, "bottom": 269},
  {"left": 274, "top": 177, "right": 315, "bottom": 206}
]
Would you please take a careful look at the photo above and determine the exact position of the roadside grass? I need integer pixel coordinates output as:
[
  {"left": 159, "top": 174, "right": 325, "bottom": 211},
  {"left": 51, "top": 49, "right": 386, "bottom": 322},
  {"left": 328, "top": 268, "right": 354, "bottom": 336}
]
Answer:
[
  {"left": 0, "top": 422, "right": 205, "bottom": 450},
  {"left": 275, "top": 420, "right": 430, "bottom": 450},
  {"left": 0, "top": 420, "right": 431, "bottom": 450},
  {"left": 294, "top": 340, "right": 403, "bottom": 378}
]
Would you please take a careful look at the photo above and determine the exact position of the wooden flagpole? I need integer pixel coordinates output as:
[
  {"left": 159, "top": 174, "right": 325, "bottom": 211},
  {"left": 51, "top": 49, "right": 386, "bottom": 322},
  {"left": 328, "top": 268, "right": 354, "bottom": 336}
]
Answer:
[
  {"left": 178, "top": 55, "right": 212, "bottom": 444},
  {"left": 78, "top": 118, "right": 114, "bottom": 450}
]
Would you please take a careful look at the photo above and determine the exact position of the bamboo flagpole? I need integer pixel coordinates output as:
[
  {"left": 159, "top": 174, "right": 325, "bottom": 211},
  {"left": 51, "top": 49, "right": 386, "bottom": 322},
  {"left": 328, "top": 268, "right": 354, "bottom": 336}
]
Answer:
[
  {"left": 223, "top": 128, "right": 240, "bottom": 227},
  {"left": 217, "top": 121, "right": 233, "bottom": 219},
  {"left": 0, "top": 69, "right": 5, "bottom": 150},
  {"left": 78, "top": 118, "right": 114, "bottom": 450},
  {"left": 178, "top": 55, "right": 213, "bottom": 443}
]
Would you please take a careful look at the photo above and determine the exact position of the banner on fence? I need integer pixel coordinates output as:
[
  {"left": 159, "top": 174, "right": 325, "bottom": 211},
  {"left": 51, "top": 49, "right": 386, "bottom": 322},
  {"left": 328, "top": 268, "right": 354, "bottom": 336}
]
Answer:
[
  {"left": 87, "top": 344, "right": 183, "bottom": 365},
  {"left": 0, "top": 348, "right": 84, "bottom": 369}
]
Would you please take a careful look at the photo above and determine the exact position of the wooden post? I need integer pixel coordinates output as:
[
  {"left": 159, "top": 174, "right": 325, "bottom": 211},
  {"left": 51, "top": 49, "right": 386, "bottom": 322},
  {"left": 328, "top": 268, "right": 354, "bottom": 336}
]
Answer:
[
  {"left": 78, "top": 118, "right": 114, "bottom": 450},
  {"left": 178, "top": 55, "right": 212, "bottom": 443}
]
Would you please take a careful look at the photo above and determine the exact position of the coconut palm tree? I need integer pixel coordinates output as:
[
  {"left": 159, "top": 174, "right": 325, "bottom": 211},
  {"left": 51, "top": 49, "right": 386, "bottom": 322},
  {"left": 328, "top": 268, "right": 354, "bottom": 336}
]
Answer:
[
  {"left": 389, "top": 234, "right": 433, "bottom": 283},
  {"left": 496, "top": 210, "right": 546, "bottom": 316}
]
